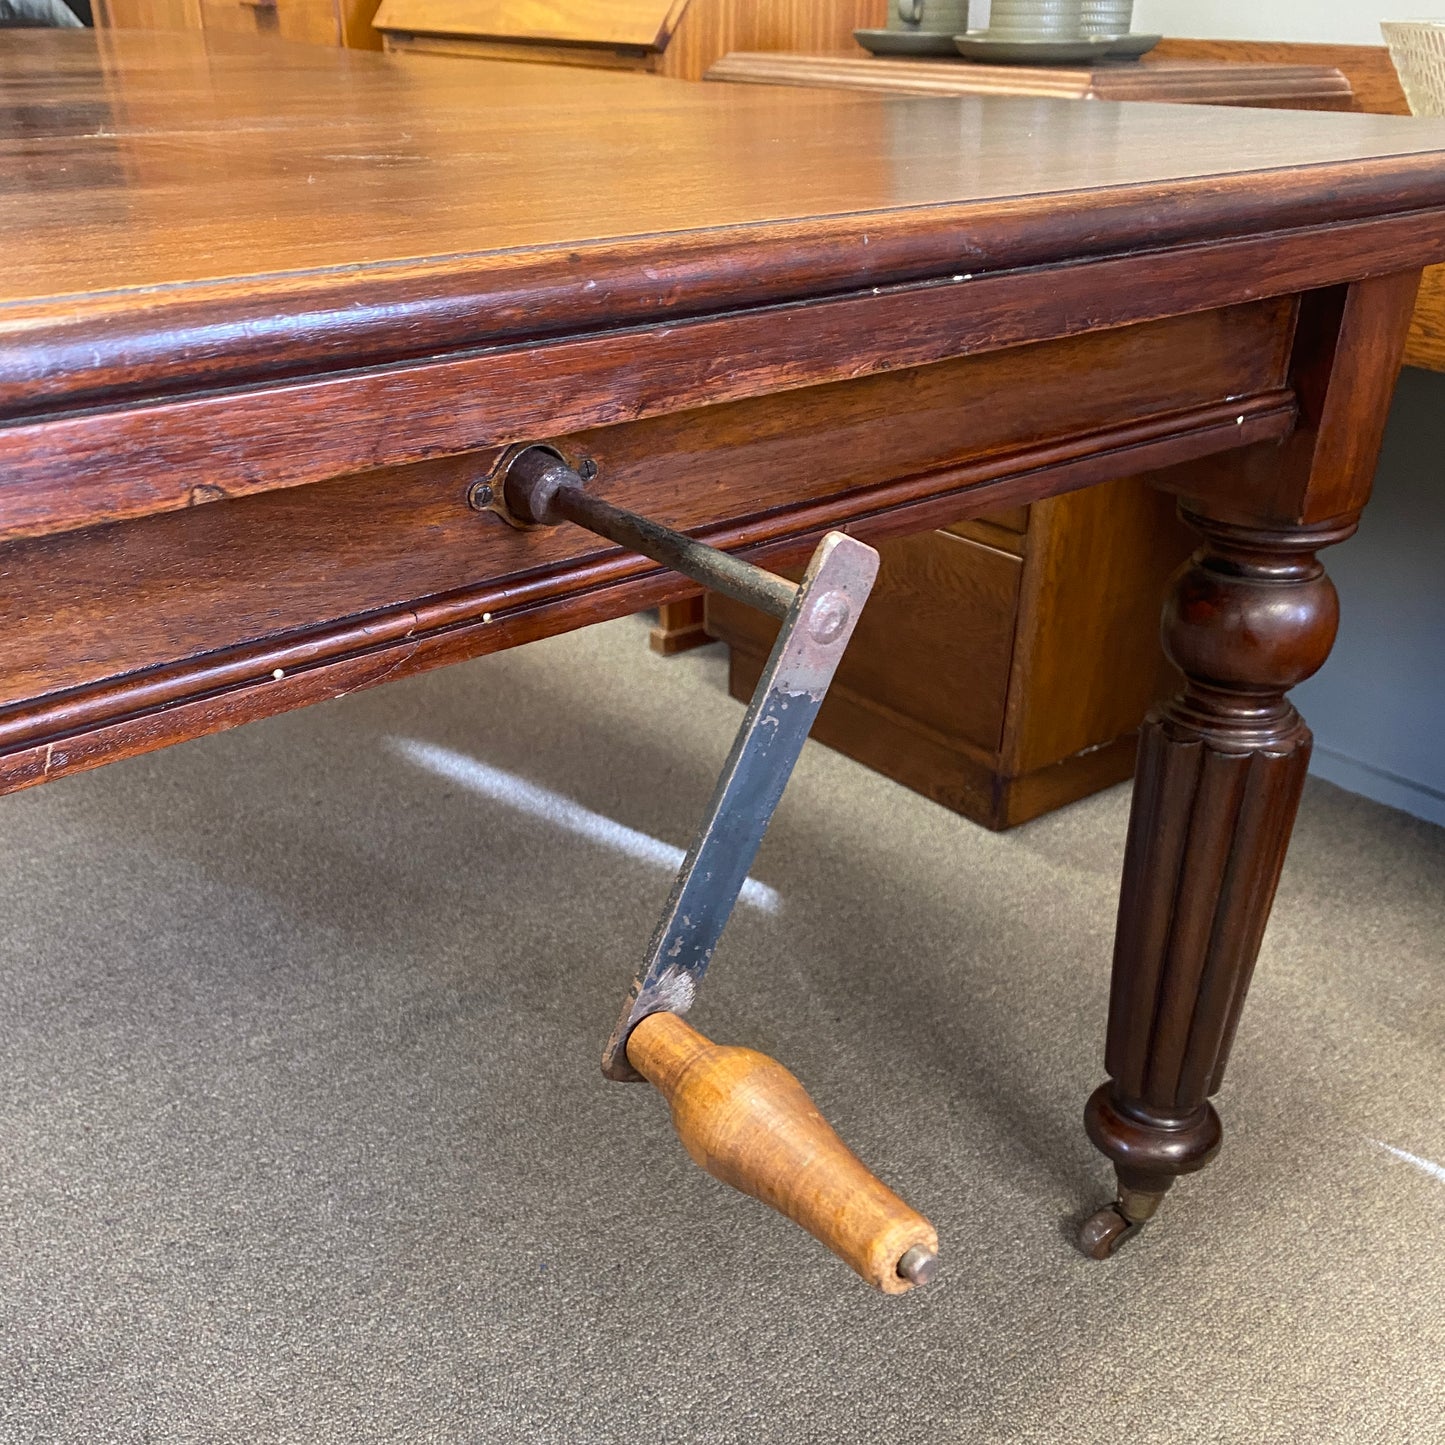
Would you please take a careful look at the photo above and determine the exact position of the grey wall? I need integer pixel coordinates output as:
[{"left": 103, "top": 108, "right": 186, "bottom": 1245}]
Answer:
[
  {"left": 1292, "top": 368, "right": 1445, "bottom": 828},
  {"left": 970, "top": 0, "right": 1445, "bottom": 42},
  {"left": 1133, "top": 0, "right": 1445, "bottom": 44}
]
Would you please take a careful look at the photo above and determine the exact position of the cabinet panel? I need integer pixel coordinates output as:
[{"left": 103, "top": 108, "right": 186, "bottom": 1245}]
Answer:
[{"left": 707, "top": 529, "right": 1021, "bottom": 756}]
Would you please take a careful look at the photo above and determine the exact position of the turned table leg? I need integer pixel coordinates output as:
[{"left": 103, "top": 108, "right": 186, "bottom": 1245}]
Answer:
[{"left": 1079, "top": 503, "right": 1358, "bottom": 1257}]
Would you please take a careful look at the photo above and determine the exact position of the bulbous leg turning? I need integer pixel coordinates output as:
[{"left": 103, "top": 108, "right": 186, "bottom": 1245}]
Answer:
[{"left": 1079, "top": 505, "right": 1356, "bottom": 1257}]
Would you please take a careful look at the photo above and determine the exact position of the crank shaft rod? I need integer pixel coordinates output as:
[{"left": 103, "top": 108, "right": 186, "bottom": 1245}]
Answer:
[{"left": 502, "top": 448, "right": 798, "bottom": 620}]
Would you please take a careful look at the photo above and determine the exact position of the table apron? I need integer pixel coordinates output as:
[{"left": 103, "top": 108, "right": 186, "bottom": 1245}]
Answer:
[
  {"left": 0, "top": 295, "right": 1308, "bottom": 795},
  {"left": 2, "top": 209, "right": 1440, "bottom": 546}
]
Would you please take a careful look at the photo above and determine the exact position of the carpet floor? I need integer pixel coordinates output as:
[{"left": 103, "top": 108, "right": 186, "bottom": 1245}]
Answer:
[{"left": 2, "top": 615, "right": 1442, "bottom": 1444}]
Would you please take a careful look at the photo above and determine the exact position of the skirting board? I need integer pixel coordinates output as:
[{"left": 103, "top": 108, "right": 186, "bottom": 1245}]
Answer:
[{"left": 1309, "top": 745, "right": 1445, "bottom": 829}]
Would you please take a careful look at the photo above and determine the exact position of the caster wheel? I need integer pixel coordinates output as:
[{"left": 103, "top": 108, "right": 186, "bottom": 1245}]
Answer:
[{"left": 1078, "top": 1204, "right": 1137, "bottom": 1259}]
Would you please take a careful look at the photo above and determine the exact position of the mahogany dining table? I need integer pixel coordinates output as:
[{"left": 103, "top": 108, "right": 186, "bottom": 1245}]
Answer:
[{"left": 3, "top": 27, "right": 1444, "bottom": 1260}]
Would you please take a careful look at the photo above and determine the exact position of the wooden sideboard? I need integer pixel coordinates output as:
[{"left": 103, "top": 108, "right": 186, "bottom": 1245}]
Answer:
[{"left": 706, "top": 50, "right": 1355, "bottom": 107}]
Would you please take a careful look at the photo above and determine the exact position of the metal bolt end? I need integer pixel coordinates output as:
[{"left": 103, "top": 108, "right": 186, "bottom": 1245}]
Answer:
[
  {"left": 577, "top": 457, "right": 599, "bottom": 482},
  {"left": 807, "top": 591, "right": 850, "bottom": 645},
  {"left": 896, "top": 1244, "right": 938, "bottom": 1287},
  {"left": 467, "top": 480, "right": 495, "bottom": 511}
]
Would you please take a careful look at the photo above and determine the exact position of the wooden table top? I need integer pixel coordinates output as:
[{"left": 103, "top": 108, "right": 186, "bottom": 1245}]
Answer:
[
  {"left": 705, "top": 51, "right": 1356, "bottom": 108},
  {"left": 5, "top": 31, "right": 1441, "bottom": 298},
  {"left": 6, "top": 25, "right": 1445, "bottom": 540},
  {"left": 6, "top": 31, "right": 1445, "bottom": 406}
]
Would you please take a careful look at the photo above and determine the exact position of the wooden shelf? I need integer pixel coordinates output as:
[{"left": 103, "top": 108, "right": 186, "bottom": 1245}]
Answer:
[{"left": 706, "top": 51, "right": 1355, "bottom": 108}]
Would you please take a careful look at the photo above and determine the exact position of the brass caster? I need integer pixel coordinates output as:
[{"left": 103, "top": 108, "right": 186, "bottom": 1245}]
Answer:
[{"left": 1077, "top": 1204, "right": 1140, "bottom": 1259}]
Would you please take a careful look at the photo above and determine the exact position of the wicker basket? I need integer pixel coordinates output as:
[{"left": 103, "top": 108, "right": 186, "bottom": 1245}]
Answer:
[{"left": 1382, "top": 21, "right": 1445, "bottom": 116}]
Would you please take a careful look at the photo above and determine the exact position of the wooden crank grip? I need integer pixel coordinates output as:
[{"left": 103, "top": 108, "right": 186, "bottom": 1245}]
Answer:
[{"left": 626, "top": 1011, "right": 938, "bottom": 1293}]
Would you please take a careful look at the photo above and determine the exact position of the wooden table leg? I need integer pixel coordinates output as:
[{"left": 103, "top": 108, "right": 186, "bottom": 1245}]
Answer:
[
  {"left": 1078, "top": 273, "right": 1423, "bottom": 1256},
  {"left": 1079, "top": 504, "right": 1355, "bottom": 1256}
]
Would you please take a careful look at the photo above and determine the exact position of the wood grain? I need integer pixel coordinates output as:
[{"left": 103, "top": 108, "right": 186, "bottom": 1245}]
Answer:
[
  {"left": 0, "top": 304, "right": 1299, "bottom": 793},
  {"left": 1001, "top": 478, "right": 1192, "bottom": 779},
  {"left": 626, "top": 1011, "right": 937, "bottom": 1293},
  {"left": 100, "top": 0, "right": 382, "bottom": 45},
  {"left": 381, "top": 32, "right": 649, "bottom": 62},
  {"left": 718, "top": 638, "right": 1147, "bottom": 827},
  {"left": 30, "top": 194, "right": 1445, "bottom": 540},
  {"left": 660, "top": 0, "right": 881, "bottom": 79},
  {"left": 9, "top": 34, "right": 1445, "bottom": 350},
  {"left": 197, "top": 0, "right": 278, "bottom": 34},
  {"left": 710, "top": 477, "right": 1195, "bottom": 829},
  {"left": 1406, "top": 255, "right": 1445, "bottom": 371},
  {"left": 95, "top": 0, "right": 203, "bottom": 29},
  {"left": 709, "top": 527, "right": 1020, "bottom": 757},
  {"left": 0, "top": 401, "right": 1297, "bottom": 796},
  {"left": 1155, "top": 273, "right": 1424, "bottom": 526}
]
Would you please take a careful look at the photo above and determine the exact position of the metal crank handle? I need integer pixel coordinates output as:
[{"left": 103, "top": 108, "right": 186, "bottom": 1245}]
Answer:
[
  {"left": 627, "top": 1012, "right": 938, "bottom": 1293},
  {"left": 498, "top": 448, "right": 937, "bottom": 1291},
  {"left": 501, "top": 446, "right": 882, "bottom": 1083}
]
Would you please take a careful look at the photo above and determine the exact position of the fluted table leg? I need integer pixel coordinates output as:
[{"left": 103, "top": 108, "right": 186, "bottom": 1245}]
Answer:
[{"left": 1079, "top": 504, "right": 1358, "bottom": 1256}]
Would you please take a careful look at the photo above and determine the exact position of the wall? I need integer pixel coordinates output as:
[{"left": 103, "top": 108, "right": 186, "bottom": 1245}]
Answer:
[
  {"left": 1133, "top": 1, "right": 1445, "bottom": 45},
  {"left": 1128, "top": 1, "right": 1445, "bottom": 828},
  {"left": 1291, "top": 371, "right": 1445, "bottom": 828}
]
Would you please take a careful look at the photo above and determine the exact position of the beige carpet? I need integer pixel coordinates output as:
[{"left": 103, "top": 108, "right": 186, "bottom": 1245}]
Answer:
[{"left": 1, "top": 615, "right": 1442, "bottom": 1444}]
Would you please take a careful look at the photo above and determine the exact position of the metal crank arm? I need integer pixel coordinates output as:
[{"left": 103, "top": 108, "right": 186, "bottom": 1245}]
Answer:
[
  {"left": 499, "top": 446, "right": 937, "bottom": 1293},
  {"left": 501, "top": 444, "right": 877, "bottom": 1079},
  {"left": 601, "top": 532, "right": 877, "bottom": 1080}
]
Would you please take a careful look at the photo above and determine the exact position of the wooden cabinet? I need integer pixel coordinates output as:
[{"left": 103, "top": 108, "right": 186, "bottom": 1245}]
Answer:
[
  {"left": 96, "top": 0, "right": 202, "bottom": 27},
  {"left": 195, "top": 0, "right": 278, "bottom": 37},
  {"left": 97, "top": 0, "right": 382, "bottom": 47},
  {"left": 707, "top": 484, "right": 1194, "bottom": 829},
  {"left": 371, "top": 0, "right": 885, "bottom": 76}
]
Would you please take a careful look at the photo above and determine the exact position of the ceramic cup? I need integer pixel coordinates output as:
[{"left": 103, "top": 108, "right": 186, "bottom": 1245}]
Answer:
[
  {"left": 985, "top": 0, "right": 1086, "bottom": 39},
  {"left": 1081, "top": 0, "right": 1133, "bottom": 36},
  {"left": 889, "top": 0, "right": 971, "bottom": 33}
]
